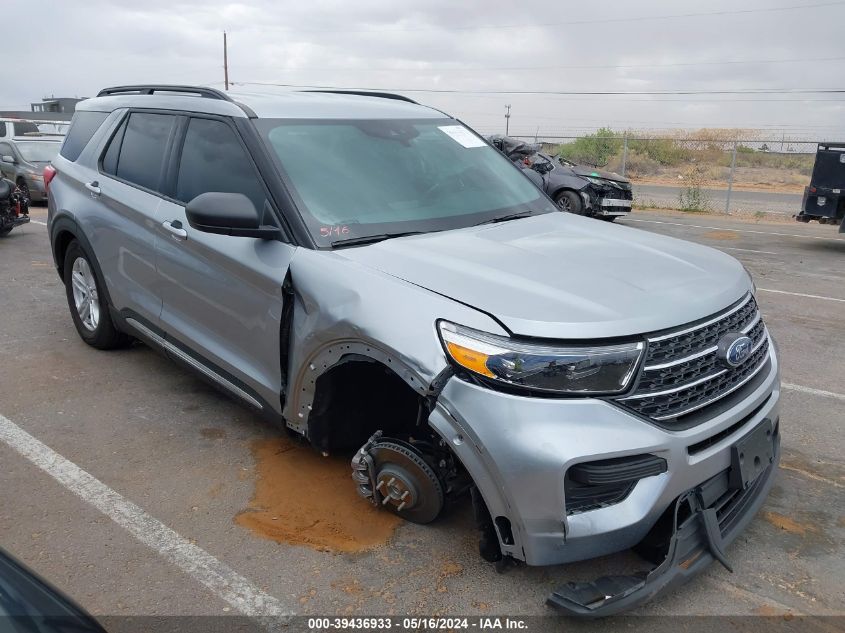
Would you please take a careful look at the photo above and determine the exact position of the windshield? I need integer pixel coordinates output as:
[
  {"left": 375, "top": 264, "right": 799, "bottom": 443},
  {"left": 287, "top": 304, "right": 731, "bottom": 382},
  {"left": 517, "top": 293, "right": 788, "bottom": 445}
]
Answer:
[
  {"left": 15, "top": 141, "right": 60, "bottom": 163},
  {"left": 256, "top": 118, "right": 555, "bottom": 246}
]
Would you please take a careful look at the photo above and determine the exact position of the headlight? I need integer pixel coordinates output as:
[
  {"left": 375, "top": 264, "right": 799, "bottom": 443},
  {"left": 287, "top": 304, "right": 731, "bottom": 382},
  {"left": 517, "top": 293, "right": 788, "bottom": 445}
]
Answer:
[
  {"left": 584, "top": 176, "right": 605, "bottom": 186},
  {"left": 438, "top": 321, "right": 643, "bottom": 395}
]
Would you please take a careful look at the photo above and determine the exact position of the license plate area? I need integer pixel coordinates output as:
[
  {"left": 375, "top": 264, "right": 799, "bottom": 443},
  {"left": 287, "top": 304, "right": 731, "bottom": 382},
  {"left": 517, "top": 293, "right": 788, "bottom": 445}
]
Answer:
[{"left": 729, "top": 418, "right": 774, "bottom": 490}]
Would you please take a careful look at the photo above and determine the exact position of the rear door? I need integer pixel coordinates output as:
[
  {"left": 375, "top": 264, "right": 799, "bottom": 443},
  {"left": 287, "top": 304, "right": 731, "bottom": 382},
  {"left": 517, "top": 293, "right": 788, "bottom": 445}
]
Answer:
[
  {"left": 92, "top": 111, "right": 179, "bottom": 325},
  {"left": 155, "top": 115, "right": 295, "bottom": 414}
]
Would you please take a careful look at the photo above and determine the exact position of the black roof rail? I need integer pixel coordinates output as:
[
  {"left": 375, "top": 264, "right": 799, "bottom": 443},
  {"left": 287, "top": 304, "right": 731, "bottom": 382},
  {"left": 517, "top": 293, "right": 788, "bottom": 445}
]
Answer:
[
  {"left": 96, "top": 85, "right": 234, "bottom": 101},
  {"left": 302, "top": 90, "right": 418, "bottom": 105}
]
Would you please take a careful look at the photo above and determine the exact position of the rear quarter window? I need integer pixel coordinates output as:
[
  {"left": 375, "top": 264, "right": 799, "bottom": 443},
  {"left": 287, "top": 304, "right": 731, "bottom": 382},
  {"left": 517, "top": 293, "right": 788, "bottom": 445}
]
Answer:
[{"left": 60, "top": 111, "right": 109, "bottom": 161}]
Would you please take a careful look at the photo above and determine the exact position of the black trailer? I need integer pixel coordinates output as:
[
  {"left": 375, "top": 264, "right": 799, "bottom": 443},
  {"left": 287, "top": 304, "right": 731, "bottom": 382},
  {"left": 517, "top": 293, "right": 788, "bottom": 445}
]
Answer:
[{"left": 796, "top": 142, "right": 845, "bottom": 232}]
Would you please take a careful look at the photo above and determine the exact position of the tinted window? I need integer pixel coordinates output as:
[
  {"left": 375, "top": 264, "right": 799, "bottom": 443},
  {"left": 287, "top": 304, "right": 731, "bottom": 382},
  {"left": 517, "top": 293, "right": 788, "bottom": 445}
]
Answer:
[
  {"left": 0, "top": 122, "right": 5, "bottom": 137},
  {"left": 60, "top": 111, "right": 109, "bottom": 161},
  {"left": 176, "top": 117, "right": 266, "bottom": 211},
  {"left": 116, "top": 113, "right": 176, "bottom": 192},
  {"left": 14, "top": 121, "right": 38, "bottom": 135},
  {"left": 101, "top": 118, "right": 127, "bottom": 175}
]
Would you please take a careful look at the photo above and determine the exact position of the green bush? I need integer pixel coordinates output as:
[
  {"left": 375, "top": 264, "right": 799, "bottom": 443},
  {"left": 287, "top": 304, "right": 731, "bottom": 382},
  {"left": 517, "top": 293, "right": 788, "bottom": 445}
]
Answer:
[
  {"left": 627, "top": 138, "right": 691, "bottom": 166},
  {"left": 558, "top": 127, "right": 622, "bottom": 167}
]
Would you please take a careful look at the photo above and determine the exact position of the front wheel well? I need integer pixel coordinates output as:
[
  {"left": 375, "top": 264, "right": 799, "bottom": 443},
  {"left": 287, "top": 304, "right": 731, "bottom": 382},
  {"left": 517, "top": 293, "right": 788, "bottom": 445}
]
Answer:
[{"left": 306, "top": 356, "right": 427, "bottom": 454}]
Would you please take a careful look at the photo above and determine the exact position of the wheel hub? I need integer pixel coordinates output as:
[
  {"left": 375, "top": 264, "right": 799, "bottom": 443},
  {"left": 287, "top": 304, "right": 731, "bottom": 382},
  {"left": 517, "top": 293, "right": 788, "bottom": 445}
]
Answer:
[
  {"left": 351, "top": 434, "right": 445, "bottom": 524},
  {"left": 376, "top": 466, "right": 418, "bottom": 512}
]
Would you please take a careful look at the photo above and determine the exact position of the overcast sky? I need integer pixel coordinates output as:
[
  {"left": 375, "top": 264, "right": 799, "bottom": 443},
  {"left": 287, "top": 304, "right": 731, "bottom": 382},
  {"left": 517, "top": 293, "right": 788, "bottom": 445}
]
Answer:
[{"left": 6, "top": 0, "right": 845, "bottom": 140}]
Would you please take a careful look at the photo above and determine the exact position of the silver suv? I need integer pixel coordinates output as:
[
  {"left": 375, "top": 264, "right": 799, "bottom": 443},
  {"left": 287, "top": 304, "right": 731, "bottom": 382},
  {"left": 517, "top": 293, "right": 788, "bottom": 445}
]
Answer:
[{"left": 48, "top": 85, "right": 780, "bottom": 615}]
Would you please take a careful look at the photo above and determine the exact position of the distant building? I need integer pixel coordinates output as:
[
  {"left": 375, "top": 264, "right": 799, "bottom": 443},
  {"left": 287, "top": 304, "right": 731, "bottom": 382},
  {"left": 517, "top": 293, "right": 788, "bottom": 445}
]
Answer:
[
  {"left": 30, "top": 97, "right": 84, "bottom": 114},
  {"left": 0, "top": 96, "right": 86, "bottom": 121}
]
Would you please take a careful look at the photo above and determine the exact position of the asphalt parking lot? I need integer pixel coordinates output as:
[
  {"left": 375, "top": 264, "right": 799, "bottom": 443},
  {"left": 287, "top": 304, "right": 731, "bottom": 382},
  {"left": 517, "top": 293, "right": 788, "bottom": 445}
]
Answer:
[{"left": 0, "top": 205, "right": 843, "bottom": 628}]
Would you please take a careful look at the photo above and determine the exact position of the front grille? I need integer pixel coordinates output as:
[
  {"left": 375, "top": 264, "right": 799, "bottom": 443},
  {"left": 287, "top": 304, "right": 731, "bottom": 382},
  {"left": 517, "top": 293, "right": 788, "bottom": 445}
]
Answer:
[
  {"left": 599, "top": 186, "right": 633, "bottom": 201},
  {"left": 615, "top": 294, "right": 771, "bottom": 427}
]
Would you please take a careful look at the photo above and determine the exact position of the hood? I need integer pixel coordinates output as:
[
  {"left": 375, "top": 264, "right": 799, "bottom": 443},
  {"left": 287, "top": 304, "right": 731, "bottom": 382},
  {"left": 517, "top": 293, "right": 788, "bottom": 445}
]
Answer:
[
  {"left": 336, "top": 213, "right": 751, "bottom": 340},
  {"left": 570, "top": 164, "right": 629, "bottom": 183}
]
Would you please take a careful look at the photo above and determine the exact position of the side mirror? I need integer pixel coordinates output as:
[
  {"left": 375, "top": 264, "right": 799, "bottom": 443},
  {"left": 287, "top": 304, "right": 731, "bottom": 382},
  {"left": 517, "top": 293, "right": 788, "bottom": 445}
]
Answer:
[
  {"left": 185, "top": 192, "right": 282, "bottom": 240},
  {"left": 1, "top": 155, "right": 15, "bottom": 164}
]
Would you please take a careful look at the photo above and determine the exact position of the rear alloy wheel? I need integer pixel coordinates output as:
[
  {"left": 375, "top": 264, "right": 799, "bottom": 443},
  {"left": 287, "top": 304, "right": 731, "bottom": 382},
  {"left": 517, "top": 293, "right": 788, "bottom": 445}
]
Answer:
[
  {"left": 63, "top": 240, "right": 131, "bottom": 350},
  {"left": 554, "top": 190, "right": 584, "bottom": 215}
]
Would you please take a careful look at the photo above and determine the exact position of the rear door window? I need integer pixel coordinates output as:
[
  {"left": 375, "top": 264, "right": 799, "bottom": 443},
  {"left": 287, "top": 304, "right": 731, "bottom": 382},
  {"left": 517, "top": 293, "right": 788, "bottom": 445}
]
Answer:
[
  {"left": 112, "top": 112, "right": 177, "bottom": 192},
  {"left": 175, "top": 117, "right": 266, "bottom": 212},
  {"left": 60, "top": 111, "right": 109, "bottom": 161}
]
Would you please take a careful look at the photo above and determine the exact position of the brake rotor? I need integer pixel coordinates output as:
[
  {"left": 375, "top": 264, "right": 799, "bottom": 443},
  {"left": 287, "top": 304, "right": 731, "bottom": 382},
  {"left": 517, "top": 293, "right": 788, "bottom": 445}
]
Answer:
[{"left": 370, "top": 440, "right": 444, "bottom": 524}]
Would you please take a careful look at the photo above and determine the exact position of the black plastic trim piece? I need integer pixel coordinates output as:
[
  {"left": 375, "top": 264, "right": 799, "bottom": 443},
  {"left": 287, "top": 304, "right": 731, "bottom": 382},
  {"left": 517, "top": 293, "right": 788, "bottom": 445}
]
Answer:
[
  {"left": 97, "top": 85, "right": 233, "bottom": 101},
  {"left": 569, "top": 454, "right": 668, "bottom": 486},
  {"left": 302, "top": 89, "right": 418, "bottom": 104}
]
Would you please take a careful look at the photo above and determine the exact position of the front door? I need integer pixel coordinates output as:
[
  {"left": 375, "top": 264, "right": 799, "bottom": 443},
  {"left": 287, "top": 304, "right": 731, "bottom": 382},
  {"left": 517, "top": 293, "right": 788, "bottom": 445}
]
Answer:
[{"left": 155, "top": 116, "right": 295, "bottom": 414}]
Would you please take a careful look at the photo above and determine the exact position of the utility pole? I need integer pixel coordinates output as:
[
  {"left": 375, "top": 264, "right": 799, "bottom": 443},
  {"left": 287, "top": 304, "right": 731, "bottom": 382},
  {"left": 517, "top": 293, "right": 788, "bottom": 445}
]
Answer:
[
  {"left": 223, "top": 31, "right": 229, "bottom": 91},
  {"left": 505, "top": 104, "right": 511, "bottom": 135}
]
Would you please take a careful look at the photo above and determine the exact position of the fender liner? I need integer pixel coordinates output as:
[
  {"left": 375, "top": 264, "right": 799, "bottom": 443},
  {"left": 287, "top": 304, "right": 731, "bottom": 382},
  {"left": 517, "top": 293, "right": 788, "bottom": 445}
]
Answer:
[{"left": 285, "top": 340, "right": 434, "bottom": 434}]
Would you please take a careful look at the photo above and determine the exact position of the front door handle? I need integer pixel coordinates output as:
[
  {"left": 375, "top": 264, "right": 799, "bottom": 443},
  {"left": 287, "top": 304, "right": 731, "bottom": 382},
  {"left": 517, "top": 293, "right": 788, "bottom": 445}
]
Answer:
[
  {"left": 162, "top": 220, "right": 188, "bottom": 240},
  {"left": 85, "top": 181, "right": 100, "bottom": 197}
]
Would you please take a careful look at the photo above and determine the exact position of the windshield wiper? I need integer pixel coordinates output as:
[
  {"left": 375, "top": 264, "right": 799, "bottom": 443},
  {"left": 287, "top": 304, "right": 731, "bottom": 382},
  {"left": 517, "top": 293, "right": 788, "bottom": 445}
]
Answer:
[
  {"left": 331, "top": 231, "right": 422, "bottom": 248},
  {"left": 476, "top": 211, "right": 535, "bottom": 226}
]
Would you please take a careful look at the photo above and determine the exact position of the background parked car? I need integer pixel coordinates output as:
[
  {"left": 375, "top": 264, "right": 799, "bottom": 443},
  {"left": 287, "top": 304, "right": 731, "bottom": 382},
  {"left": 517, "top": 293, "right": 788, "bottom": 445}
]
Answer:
[
  {"left": 0, "top": 137, "right": 61, "bottom": 202},
  {"left": 488, "top": 134, "right": 633, "bottom": 221},
  {"left": 0, "top": 118, "right": 40, "bottom": 140}
]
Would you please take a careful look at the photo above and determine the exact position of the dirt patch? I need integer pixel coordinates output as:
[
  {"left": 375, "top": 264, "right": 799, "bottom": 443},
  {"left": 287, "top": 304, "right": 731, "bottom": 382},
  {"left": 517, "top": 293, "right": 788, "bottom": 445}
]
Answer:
[
  {"left": 200, "top": 427, "right": 226, "bottom": 439},
  {"left": 235, "top": 437, "right": 401, "bottom": 552},
  {"left": 755, "top": 604, "right": 794, "bottom": 618},
  {"left": 702, "top": 230, "right": 740, "bottom": 241},
  {"left": 763, "top": 511, "right": 818, "bottom": 536},
  {"left": 436, "top": 560, "right": 463, "bottom": 593}
]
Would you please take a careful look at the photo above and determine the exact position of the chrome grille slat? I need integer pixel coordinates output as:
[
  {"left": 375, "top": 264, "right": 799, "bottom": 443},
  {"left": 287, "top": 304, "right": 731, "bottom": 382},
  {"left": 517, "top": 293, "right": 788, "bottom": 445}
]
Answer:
[
  {"left": 614, "top": 294, "right": 770, "bottom": 427},
  {"left": 647, "top": 293, "right": 752, "bottom": 343}
]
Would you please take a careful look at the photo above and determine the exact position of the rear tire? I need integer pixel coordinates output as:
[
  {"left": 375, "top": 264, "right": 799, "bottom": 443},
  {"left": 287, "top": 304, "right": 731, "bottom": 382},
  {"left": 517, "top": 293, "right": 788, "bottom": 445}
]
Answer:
[
  {"left": 63, "top": 240, "right": 131, "bottom": 350},
  {"left": 554, "top": 190, "right": 584, "bottom": 215}
]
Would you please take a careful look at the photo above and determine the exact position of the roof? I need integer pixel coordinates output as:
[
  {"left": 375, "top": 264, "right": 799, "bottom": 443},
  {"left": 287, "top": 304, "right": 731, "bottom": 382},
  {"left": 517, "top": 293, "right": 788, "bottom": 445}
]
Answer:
[{"left": 78, "top": 86, "right": 445, "bottom": 121}]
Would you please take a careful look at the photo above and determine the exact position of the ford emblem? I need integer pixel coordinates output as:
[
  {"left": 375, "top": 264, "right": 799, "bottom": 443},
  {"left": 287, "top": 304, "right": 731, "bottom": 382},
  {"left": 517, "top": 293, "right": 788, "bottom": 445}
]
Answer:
[{"left": 717, "top": 333, "right": 754, "bottom": 368}]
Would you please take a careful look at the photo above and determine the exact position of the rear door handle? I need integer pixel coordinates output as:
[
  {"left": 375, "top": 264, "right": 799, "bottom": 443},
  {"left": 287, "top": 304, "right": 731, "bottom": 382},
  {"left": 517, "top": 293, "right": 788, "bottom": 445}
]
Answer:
[
  {"left": 162, "top": 220, "right": 188, "bottom": 241},
  {"left": 85, "top": 181, "right": 100, "bottom": 197}
]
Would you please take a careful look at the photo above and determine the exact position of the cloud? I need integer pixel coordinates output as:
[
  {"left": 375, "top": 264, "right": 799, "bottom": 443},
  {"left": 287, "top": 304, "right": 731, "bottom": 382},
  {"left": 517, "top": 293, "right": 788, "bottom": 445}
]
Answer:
[{"left": 5, "top": 0, "right": 844, "bottom": 138}]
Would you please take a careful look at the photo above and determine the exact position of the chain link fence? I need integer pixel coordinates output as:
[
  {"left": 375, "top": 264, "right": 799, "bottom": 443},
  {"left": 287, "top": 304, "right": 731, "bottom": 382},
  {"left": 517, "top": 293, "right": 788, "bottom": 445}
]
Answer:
[{"left": 511, "top": 133, "right": 818, "bottom": 216}]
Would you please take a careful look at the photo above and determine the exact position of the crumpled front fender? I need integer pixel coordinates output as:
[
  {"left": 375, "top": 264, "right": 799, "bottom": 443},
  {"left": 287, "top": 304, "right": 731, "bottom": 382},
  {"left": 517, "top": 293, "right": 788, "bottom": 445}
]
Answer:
[{"left": 282, "top": 248, "right": 506, "bottom": 433}]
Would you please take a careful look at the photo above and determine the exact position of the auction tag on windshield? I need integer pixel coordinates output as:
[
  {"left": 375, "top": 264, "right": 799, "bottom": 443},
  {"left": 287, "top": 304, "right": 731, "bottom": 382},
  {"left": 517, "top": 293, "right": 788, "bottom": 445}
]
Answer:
[{"left": 438, "top": 125, "right": 486, "bottom": 148}]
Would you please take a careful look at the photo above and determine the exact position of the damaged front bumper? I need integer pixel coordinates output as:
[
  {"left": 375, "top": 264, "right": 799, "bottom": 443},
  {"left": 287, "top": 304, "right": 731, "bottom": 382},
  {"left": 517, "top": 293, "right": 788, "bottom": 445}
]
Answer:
[
  {"left": 427, "top": 343, "right": 780, "bottom": 615},
  {"left": 548, "top": 428, "right": 780, "bottom": 616}
]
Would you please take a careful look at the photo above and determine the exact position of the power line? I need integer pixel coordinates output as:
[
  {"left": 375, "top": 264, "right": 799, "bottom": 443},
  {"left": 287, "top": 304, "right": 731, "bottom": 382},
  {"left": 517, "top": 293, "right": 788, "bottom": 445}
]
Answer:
[
  {"left": 229, "top": 55, "right": 845, "bottom": 73},
  {"left": 247, "top": 1, "right": 845, "bottom": 33},
  {"left": 232, "top": 82, "right": 845, "bottom": 96}
]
